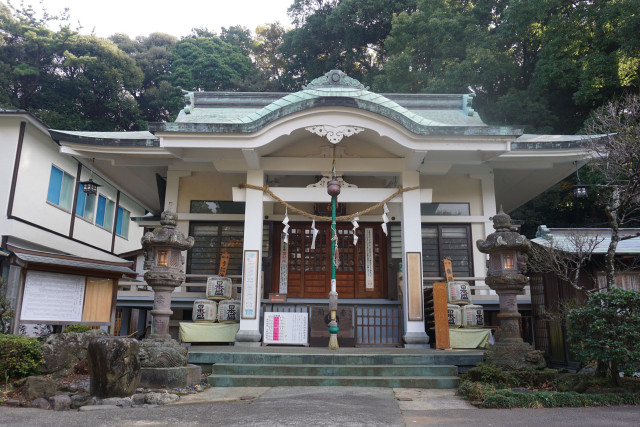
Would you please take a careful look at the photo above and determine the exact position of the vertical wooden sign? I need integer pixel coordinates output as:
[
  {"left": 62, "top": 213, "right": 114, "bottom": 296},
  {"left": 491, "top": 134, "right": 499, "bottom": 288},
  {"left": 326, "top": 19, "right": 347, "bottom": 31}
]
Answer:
[
  {"left": 406, "top": 252, "right": 424, "bottom": 321},
  {"left": 433, "top": 282, "right": 451, "bottom": 350},
  {"left": 218, "top": 252, "right": 231, "bottom": 276}
]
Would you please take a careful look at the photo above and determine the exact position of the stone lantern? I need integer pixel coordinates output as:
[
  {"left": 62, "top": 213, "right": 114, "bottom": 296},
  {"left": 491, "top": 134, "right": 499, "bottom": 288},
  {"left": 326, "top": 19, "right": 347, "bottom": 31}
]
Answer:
[
  {"left": 138, "top": 208, "right": 198, "bottom": 386},
  {"left": 476, "top": 208, "right": 545, "bottom": 370}
]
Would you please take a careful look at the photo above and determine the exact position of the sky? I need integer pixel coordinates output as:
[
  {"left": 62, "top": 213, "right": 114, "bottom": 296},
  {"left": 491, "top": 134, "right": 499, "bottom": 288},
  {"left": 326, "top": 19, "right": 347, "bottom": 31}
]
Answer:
[{"left": 37, "top": 0, "right": 293, "bottom": 38}]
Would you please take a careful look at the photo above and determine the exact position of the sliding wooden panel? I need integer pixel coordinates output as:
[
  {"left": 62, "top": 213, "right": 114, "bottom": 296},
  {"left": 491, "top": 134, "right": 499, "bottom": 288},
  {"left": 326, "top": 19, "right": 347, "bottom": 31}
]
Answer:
[{"left": 82, "top": 278, "right": 114, "bottom": 323}]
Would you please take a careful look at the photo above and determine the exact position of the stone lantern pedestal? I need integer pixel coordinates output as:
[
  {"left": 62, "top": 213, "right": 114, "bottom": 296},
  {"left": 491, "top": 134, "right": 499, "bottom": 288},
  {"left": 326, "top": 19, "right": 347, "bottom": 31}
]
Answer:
[
  {"left": 476, "top": 209, "right": 545, "bottom": 370},
  {"left": 138, "top": 209, "right": 201, "bottom": 388}
]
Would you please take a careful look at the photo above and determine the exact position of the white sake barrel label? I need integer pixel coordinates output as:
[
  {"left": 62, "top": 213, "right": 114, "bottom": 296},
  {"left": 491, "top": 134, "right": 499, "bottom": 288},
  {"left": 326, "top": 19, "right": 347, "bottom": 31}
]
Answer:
[
  {"left": 462, "top": 304, "right": 485, "bottom": 328},
  {"left": 206, "top": 275, "right": 233, "bottom": 301},
  {"left": 447, "top": 304, "right": 462, "bottom": 328},
  {"left": 193, "top": 299, "right": 217, "bottom": 322},
  {"left": 447, "top": 281, "right": 471, "bottom": 305}
]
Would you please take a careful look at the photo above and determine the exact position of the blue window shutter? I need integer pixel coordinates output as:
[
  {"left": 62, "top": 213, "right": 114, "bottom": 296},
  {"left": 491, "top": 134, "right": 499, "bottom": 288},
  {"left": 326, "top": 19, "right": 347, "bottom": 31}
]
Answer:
[
  {"left": 116, "top": 206, "right": 123, "bottom": 235},
  {"left": 96, "top": 196, "right": 106, "bottom": 226},
  {"left": 76, "top": 184, "right": 86, "bottom": 216},
  {"left": 47, "top": 166, "right": 62, "bottom": 205}
]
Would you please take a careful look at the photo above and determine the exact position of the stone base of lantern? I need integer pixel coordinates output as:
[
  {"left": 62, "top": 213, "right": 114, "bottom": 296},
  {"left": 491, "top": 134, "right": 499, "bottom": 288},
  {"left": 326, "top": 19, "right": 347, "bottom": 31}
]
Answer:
[
  {"left": 484, "top": 340, "right": 546, "bottom": 370},
  {"left": 140, "top": 364, "right": 202, "bottom": 389}
]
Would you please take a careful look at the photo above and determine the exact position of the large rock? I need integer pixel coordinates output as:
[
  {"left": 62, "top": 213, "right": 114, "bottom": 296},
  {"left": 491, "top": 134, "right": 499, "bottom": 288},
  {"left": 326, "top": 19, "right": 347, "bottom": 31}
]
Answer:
[
  {"left": 88, "top": 337, "right": 140, "bottom": 398},
  {"left": 23, "top": 375, "right": 60, "bottom": 400},
  {"left": 49, "top": 394, "right": 71, "bottom": 411},
  {"left": 41, "top": 330, "right": 108, "bottom": 376}
]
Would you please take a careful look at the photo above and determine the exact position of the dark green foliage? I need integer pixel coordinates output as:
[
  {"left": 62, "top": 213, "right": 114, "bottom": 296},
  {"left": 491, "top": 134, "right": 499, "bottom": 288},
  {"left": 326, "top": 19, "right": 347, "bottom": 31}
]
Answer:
[
  {"left": 567, "top": 289, "right": 640, "bottom": 383},
  {"left": 281, "top": 0, "right": 417, "bottom": 89},
  {"left": 479, "top": 390, "right": 640, "bottom": 409},
  {"left": 462, "top": 363, "right": 558, "bottom": 389},
  {"left": 170, "top": 34, "right": 255, "bottom": 92},
  {"left": 457, "top": 380, "right": 496, "bottom": 402},
  {"left": 0, "top": 334, "right": 43, "bottom": 380},
  {"left": 63, "top": 324, "right": 92, "bottom": 333},
  {"left": 0, "top": 279, "right": 14, "bottom": 335},
  {"left": 459, "top": 363, "right": 640, "bottom": 408},
  {"left": 375, "top": 0, "right": 640, "bottom": 134},
  {"left": 0, "top": 3, "right": 145, "bottom": 130}
]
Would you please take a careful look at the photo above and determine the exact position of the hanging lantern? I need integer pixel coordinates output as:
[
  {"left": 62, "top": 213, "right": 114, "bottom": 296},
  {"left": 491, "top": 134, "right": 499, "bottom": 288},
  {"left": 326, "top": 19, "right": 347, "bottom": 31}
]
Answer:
[{"left": 80, "top": 178, "right": 101, "bottom": 195}]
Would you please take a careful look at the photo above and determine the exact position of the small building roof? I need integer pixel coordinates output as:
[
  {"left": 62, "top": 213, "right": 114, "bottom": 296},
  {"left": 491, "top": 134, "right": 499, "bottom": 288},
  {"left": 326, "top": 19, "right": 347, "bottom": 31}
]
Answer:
[{"left": 531, "top": 226, "right": 640, "bottom": 254}]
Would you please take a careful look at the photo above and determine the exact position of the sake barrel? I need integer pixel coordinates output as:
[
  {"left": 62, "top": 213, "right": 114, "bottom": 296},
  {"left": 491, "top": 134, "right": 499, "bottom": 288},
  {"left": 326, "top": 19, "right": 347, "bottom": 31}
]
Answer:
[
  {"left": 462, "top": 304, "right": 485, "bottom": 328},
  {"left": 447, "top": 281, "right": 471, "bottom": 305},
  {"left": 206, "top": 275, "right": 233, "bottom": 301},
  {"left": 447, "top": 304, "right": 462, "bottom": 328},
  {"left": 192, "top": 299, "right": 217, "bottom": 323},
  {"left": 217, "top": 300, "right": 240, "bottom": 323}
]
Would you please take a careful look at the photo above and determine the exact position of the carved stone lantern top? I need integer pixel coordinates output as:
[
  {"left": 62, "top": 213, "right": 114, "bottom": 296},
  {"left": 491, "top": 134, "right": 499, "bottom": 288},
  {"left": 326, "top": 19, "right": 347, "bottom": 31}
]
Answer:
[
  {"left": 141, "top": 209, "right": 194, "bottom": 272},
  {"left": 141, "top": 210, "right": 194, "bottom": 252},
  {"left": 476, "top": 208, "right": 530, "bottom": 254}
]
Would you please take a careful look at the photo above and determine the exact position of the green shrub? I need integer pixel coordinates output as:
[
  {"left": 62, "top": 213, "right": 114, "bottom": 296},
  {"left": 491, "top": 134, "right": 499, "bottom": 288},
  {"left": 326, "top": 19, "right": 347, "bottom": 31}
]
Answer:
[
  {"left": 462, "top": 363, "right": 558, "bottom": 389},
  {"left": 0, "top": 334, "right": 43, "bottom": 379},
  {"left": 567, "top": 289, "right": 640, "bottom": 384},
  {"left": 457, "top": 380, "right": 496, "bottom": 401},
  {"left": 63, "top": 324, "right": 92, "bottom": 333},
  {"left": 477, "top": 389, "right": 640, "bottom": 409}
]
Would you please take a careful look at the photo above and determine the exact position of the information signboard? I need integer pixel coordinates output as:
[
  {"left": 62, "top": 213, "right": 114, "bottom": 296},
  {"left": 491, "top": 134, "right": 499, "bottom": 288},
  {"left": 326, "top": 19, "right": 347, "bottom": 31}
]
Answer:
[
  {"left": 20, "top": 271, "right": 85, "bottom": 322},
  {"left": 263, "top": 312, "right": 308, "bottom": 345}
]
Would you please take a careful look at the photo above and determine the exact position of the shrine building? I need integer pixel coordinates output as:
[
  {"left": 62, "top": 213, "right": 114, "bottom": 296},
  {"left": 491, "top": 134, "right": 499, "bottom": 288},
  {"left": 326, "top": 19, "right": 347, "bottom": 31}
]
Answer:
[{"left": 48, "top": 70, "right": 591, "bottom": 347}]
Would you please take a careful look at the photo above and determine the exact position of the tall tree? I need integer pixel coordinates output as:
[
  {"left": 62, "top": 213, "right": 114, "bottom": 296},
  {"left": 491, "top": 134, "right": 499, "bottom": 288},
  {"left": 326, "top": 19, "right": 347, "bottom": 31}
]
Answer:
[
  {"left": 584, "top": 93, "right": 640, "bottom": 289},
  {"left": 110, "top": 32, "right": 183, "bottom": 123},
  {"left": 280, "top": 0, "right": 416, "bottom": 88},
  {"left": 170, "top": 33, "right": 255, "bottom": 92},
  {"left": 0, "top": 2, "right": 145, "bottom": 130},
  {"left": 376, "top": 0, "right": 640, "bottom": 134},
  {"left": 253, "top": 22, "right": 288, "bottom": 90}
]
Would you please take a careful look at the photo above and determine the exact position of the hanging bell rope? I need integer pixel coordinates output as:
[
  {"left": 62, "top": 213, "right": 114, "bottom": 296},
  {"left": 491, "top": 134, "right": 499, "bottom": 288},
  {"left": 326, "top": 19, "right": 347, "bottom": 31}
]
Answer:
[{"left": 238, "top": 183, "right": 420, "bottom": 222}]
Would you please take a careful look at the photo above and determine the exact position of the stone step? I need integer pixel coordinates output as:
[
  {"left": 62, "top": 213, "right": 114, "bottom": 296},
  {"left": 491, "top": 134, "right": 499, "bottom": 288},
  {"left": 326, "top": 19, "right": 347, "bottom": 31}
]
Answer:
[
  {"left": 211, "top": 363, "right": 458, "bottom": 377},
  {"left": 207, "top": 374, "right": 460, "bottom": 388},
  {"left": 190, "top": 351, "right": 482, "bottom": 371}
]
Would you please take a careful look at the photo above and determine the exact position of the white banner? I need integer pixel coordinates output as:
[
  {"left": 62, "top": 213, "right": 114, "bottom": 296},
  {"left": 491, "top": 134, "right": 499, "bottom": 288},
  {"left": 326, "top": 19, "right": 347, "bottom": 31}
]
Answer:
[
  {"left": 279, "top": 233, "right": 288, "bottom": 294},
  {"left": 365, "top": 228, "right": 374, "bottom": 289},
  {"left": 241, "top": 250, "right": 259, "bottom": 319}
]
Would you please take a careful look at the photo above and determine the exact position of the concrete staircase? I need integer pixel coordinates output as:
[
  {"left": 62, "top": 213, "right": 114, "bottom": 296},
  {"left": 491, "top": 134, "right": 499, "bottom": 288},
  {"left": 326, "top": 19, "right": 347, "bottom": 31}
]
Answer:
[{"left": 189, "top": 347, "right": 483, "bottom": 388}]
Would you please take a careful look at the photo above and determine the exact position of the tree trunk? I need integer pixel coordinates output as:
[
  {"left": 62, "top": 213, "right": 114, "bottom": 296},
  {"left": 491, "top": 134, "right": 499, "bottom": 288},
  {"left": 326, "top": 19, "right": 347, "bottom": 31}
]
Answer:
[{"left": 604, "top": 187, "right": 621, "bottom": 290}]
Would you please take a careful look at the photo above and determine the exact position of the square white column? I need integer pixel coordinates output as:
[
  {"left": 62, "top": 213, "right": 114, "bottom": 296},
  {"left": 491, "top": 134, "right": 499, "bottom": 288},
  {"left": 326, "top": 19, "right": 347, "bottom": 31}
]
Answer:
[
  {"left": 235, "top": 169, "right": 264, "bottom": 346},
  {"left": 400, "top": 170, "right": 429, "bottom": 347}
]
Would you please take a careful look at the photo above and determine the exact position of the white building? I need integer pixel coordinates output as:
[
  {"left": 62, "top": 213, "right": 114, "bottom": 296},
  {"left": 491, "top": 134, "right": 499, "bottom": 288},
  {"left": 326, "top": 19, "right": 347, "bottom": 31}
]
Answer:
[
  {"left": 45, "top": 70, "right": 592, "bottom": 347},
  {"left": 0, "top": 110, "right": 146, "bottom": 334}
]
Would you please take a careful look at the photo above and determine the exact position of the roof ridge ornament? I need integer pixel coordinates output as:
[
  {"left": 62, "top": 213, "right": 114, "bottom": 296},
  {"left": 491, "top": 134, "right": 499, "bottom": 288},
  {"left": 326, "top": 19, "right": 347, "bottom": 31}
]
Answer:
[{"left": 304, "top": 70, "right": 369, "bottom": 90}]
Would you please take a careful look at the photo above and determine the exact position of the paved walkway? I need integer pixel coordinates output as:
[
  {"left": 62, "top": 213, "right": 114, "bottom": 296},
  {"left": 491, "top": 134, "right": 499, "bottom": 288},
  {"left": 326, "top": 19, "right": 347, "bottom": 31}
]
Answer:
[{"left": 1, "top": 387, "right": 639, "bottom": 426}]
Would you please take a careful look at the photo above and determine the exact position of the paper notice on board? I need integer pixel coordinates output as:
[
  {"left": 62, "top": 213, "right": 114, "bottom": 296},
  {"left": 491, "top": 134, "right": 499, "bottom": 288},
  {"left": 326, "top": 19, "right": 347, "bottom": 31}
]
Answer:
[{"left": 20, "top": 271, "right": 85, "bottom": 322}]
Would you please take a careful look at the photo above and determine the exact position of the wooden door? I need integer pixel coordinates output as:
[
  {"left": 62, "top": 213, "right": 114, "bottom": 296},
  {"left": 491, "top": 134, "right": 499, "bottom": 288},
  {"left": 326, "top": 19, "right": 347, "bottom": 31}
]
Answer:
[{"left": 273, "top": 222, "right": 387, "bottom": 299}]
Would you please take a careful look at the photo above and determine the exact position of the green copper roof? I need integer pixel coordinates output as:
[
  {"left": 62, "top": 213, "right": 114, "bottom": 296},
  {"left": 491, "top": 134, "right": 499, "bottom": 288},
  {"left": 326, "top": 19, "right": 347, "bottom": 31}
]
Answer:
[
  {"left": 49, "top": 130, "right": 159, "bottom": 147},
  {"left": 150, "top": 70, "right": 522, "bottom": 136}
]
